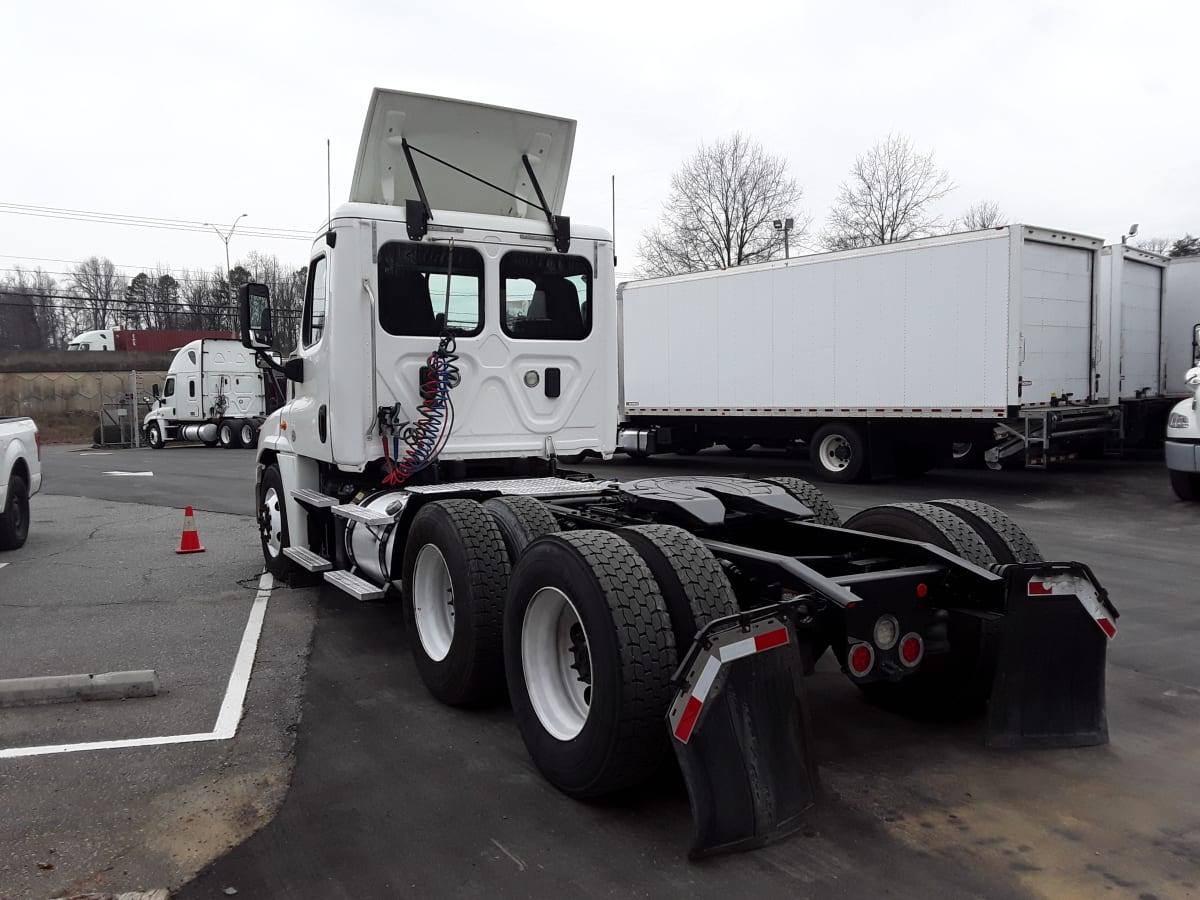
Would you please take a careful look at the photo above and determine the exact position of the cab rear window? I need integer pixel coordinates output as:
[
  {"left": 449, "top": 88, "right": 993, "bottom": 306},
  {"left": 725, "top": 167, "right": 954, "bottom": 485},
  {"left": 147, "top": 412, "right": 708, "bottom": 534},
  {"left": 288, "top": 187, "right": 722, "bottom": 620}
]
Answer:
[
  {"left": 378, "top": 242, "right": 484, "bottom": 337},
  {"left": 501, "top": 252, "right": 592, "bottom": 340}
]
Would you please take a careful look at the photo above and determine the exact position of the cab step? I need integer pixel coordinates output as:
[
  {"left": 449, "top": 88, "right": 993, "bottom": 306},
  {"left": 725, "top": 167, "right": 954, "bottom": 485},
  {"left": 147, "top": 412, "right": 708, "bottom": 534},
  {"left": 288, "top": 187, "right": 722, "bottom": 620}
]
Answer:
[
  {"left": 292, "top": 488, "right": 339, "bottom": 508},
  {"left": 331, "top": 504, "right": 394, "bottom": 526},
  {"left": 324, "top": 570, "right": 385, "bottom": 601},
  {"left": 283, "top": 546, "right": 332, "bottom": 572}
]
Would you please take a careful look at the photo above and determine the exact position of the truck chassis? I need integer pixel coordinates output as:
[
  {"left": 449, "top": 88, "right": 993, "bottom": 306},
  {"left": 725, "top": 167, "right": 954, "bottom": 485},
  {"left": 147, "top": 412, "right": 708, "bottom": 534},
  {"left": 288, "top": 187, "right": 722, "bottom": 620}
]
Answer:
[{"left": 256, "top": 458, "right": 1117, "bottom": 856}]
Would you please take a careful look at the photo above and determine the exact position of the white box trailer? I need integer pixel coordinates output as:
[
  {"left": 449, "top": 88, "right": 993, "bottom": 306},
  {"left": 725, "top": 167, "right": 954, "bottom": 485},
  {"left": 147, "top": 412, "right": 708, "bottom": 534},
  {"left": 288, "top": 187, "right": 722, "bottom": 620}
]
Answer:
[
  {"left": 142, "top": 339, "right": 284, "bottom": 449},
  {"left": 618, "top": 225, "right": 1121, "bottom": 481},
  {"left": 1164, "top": 257, "right": 1200, "bottom": 393},
  {"left": 1098, "top": 244, "right": 1177, "bottom": 444}
]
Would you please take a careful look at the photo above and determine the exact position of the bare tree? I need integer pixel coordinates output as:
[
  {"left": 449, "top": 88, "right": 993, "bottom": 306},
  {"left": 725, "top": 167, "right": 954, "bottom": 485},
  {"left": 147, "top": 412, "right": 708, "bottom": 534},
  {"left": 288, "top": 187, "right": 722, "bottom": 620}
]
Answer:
[
  {"left": 956, "top": 200, "right": 1005, "bottom": 231},
  {"left": 69, "top": 256, "right": 125, "bottom": 330},
  {"left": 822, "top": 134, "right": 954, "bottom": 250},
  {"left": 638, "top": 132, "right": 809, "bottom": 277},
  {"left": 0, "top": 267, "right": 59, "bottom": 351},
  {"left": 1132, "top": 236, "right": 1171, "bottom": 255}
]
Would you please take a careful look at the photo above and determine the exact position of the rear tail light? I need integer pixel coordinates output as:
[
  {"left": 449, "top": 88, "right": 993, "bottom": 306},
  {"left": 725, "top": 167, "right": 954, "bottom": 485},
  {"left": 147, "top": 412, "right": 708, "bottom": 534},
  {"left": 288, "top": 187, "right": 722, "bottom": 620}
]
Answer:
[
  {"left": 848, "top": 642, "right": 875, "bottom": 677},
  {"left": 899, "top": 633, "right": 924, "bottom": 667},
  {"left": 35, "top": 431, "right": 42, "bottom": 461}
]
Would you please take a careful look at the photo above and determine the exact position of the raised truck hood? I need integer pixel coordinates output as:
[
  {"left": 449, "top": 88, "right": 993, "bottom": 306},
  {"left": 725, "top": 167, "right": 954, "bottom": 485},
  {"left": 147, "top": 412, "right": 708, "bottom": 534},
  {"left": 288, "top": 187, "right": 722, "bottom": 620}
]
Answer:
[{"left": 350, "top": 89, "right": 576, "bottom": 219}]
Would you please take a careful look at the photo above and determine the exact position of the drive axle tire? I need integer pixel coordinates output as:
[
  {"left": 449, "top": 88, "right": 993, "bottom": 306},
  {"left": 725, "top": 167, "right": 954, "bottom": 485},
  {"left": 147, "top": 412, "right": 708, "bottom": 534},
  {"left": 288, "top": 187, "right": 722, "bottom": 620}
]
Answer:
[
  {"left": 723, "top": 439, "right": 753, "bottom": 453},
  {"left": 845, "top": 502, "right": 999, "bottom": 715},
  {"left": 218, "top": 419, "right": 242, "bottom": 449},
  {"left": 504, "top": 530, "right": 676, "bottom": 799},
  {"left": 844, "top": 502, "right": 997, "bottom": 568},
  {"left": 809, "top": 422, "right": 869, "bottom": 483},
  {"left": 483, "top": 496, "right": 560, "bottom": 560},
  {"left": 402, "top": 499, "right": 511, "bottom": 707},
  {"left": 1170, "top": 470, "right": 1200, "bottom": 501},
  {"left": 760, "top": 476, "right": 842, "bottom": 526},
  {"left": 239, "top": 421, "right": 258, "bottom": 450},
  {"left": 928, "top": 499, "right": 1044, "bottom": 564},
  {"left": 146, "top": 423, "right": 164, "bottom": 450},
  {"left": 0, "top": 473, "right": 30, "bottom": 551},
  {"left": 620, "top": 524, "right": 738, "bottom": 653}
]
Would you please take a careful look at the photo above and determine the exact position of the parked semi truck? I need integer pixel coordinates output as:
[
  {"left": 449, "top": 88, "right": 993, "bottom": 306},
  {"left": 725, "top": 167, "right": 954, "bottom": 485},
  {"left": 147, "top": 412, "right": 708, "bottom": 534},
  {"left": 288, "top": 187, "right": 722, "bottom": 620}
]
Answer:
[
  {"left": 1098, "top": 244, "right": 1181, "bottom": 444},
  {"left": 1164, "top": 327, "right": 1200, "bottom": 500},
  {"left": 0, "top": 416, "right": 40, "bottom": 550},
  {"left": 617, "top": 226, "right": 1122, "bottom": 481},
  {"left": 142, "top": 339, "right": 284, "bottom": 449},
  {"left": 67, "top": 328, "right": 236, "bottom": 352},
  {"left": 1165, "top": 256, "right": 1200, "bottom": 394},
  {"left": 238, "top": 89, "right": 1118, "bottom": 856}
]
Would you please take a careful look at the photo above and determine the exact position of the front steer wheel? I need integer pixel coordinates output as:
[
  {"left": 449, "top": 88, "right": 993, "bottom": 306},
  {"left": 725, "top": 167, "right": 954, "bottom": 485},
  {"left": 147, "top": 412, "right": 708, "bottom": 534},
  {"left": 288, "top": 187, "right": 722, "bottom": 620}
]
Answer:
[
  {"left": 257, "top": 464, "right": 310, "bottom": 584},
  {"left": 504, "top": 530, "right": 677, "bottom": 799},
  {"left": 402, "top": 499, "right": 511, "bottom": 707}
]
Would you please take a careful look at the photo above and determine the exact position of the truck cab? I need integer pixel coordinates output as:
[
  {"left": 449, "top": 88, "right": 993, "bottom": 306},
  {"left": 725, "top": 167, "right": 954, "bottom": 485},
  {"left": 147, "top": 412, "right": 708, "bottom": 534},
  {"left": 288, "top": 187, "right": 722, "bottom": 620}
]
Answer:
[
  {"left": 1165, "top": 324, "right": 1200, "bottom": 500},
  {"left": 249, "top": 90, "right": 616, "bottom": 540},
  {"left": 66, "top": 329, "right": 115, "bottom": 351}
]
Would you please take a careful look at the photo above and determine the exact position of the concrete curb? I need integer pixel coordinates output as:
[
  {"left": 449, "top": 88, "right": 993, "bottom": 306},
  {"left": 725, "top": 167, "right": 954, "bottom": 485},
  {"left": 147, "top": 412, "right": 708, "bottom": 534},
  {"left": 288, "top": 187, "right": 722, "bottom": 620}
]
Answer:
[{"left": 0, "top": 670, "right": 160, "bottom": 708}]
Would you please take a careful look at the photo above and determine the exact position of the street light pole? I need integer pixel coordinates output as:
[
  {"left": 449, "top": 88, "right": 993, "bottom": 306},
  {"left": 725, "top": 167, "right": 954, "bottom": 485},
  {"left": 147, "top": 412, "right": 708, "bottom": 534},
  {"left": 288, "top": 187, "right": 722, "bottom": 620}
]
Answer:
[
  {"left": 773, "top": 217, "right": 795, "bottom": 259},
  {"left": 204, "top": 213, "right": 248, "bottom": 278}
]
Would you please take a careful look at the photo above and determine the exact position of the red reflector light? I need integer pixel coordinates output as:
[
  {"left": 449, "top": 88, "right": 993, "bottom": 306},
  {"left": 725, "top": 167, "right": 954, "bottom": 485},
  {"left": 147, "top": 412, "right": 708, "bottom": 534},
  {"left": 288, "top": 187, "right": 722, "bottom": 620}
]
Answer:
[
  {"left": 899, "top": 633, "right": 924, "bottom": 667},
  {"left": 916, "top": 582, "right": 928, "bottom": 598},
  {"left": 848, "top": 643, "right": 874, "bottom": 676}
]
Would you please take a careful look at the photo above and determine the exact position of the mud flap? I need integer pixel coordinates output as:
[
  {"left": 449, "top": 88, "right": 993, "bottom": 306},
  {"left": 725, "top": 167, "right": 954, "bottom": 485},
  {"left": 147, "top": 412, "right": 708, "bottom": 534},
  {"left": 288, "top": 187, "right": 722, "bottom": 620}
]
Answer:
[
  {"left": 986, "top": 564, "right": 1118, "bottom": 749},
  {"left": 665, "top": 612, "right": 819, "bottom": 858}
]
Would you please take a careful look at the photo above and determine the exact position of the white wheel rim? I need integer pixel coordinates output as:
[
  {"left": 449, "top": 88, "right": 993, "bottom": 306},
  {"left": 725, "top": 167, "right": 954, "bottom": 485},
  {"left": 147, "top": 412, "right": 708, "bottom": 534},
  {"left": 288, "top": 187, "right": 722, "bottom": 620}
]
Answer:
[
  {"left": 221, "top": 424, "right": 232, "bottom": 443},
  {"left": 521, "top": 587, "right": 592, "bottom": 741},
  {"left": 241, "top": 424, "right": 254, "bottom": 444},
  {"left": 263, "top": 486, "right": 283, "bottom": 558},
  {"left": 818, "top": 434, "right": 853, "bottom": 472},
  {"left": 413, "top": 543, "right": 455, "bottom": 662},
  {"left": 952, "top": 442, "right": 973, "bottom": 460}
]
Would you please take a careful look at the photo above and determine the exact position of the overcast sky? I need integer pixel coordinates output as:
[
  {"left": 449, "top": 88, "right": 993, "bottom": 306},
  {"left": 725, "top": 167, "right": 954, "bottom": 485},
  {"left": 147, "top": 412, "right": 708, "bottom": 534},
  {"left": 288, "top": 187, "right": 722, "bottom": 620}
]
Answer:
[{"left": 2, "top": 0, "right": 1196, "bottom": 286}]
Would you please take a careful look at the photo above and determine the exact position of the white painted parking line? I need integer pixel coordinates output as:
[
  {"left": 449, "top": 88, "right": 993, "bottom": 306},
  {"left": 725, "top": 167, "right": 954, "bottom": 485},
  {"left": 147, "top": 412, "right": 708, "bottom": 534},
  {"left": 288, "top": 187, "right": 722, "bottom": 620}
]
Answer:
[
  {"left": 77, "top": 452, "right": 113, "bottom": 456},
  {"left": 0, "top": 563, "right": 7, "bottom": 570},
  {"left": 102, "top": 470, "right": 154, "bottom": 477},
  {"left": 0, "top": 572, "right": 274, "bottom": 759}
]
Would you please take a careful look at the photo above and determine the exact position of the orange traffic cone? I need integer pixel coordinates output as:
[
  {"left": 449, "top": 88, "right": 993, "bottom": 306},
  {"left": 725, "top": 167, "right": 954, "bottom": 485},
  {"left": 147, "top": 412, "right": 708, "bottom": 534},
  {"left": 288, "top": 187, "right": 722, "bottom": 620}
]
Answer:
[{"left": 176, "top": 505, "right": 206, "bottom": 554}]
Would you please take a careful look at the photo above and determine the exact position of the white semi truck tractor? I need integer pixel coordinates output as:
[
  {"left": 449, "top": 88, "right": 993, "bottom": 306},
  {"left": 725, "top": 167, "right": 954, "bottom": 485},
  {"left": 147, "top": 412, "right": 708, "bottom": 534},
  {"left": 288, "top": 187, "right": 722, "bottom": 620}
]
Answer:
[
  {"left": 238, "top": 89, "right": 1120, "bottom": 857},
  {"left": 143, "top": 339, "right": 284, "bottom": 449},
  {"left": 1164, "top": 327, "right": 1200, "bottom": 500}
]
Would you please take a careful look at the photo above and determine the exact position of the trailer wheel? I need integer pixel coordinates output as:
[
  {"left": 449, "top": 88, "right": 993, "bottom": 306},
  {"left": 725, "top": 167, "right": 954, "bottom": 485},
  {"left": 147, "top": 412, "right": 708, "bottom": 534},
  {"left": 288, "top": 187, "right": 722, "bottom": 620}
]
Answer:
[
  {"left": 402, "top": 499, "right": 510, "bottom": 706},
  {"left": 928, "top": 499, "right": 1044, "bottom": 564},
  {"left": 483, "top": 496, "right": 559, "bottom": 560},
  {"left": 1170, "top": 470, "right": 1200, "bottom": 501},
  {"left": 505, "top": 530, "right": 676, "bottom": 798},
  {"left": 723, "top": 439, "right": 753, "bottom": 453},
  {"left": 258, "top": 464, "right": 306, "bottom": 582},
  {"left": 809, "top": 423, "right": 869, "bottom": 483},
  {"left": 218, "top": 420, "right": 242, "bottom": 449},
  {"left": 146, "top": 423, "right": 164, "bottom": 450},
  {"left": 759, "top": 476, "right": 842, "bottom": 526},
  {"left": 844, "top": 502, "right": 996, "bottom": 568},
  {"left": 620, "top": 525, "right": 738, "bottom": 653},
  {"left": 0, "top": 473, "right": 30, "bottom": 551},
  {"left": 239, "top": 421, "right": 258, "bottom": 449}
]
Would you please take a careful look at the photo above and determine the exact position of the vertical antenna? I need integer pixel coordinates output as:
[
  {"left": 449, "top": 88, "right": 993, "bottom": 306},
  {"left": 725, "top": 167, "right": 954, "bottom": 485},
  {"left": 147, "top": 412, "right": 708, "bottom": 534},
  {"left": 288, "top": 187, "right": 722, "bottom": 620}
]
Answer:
[{"left": 611, "top": 175, "right": 617, "bottom": 267}]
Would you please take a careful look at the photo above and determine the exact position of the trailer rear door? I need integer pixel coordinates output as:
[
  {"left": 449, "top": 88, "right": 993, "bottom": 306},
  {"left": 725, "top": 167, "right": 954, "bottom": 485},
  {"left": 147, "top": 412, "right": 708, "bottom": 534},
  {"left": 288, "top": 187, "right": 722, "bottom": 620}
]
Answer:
[
  {"left": 1019, "top": 238, "right": 1096, "bottom": 405},
  {"left": 1119, "top": 258, "right": 1164, "bottom": 398}
]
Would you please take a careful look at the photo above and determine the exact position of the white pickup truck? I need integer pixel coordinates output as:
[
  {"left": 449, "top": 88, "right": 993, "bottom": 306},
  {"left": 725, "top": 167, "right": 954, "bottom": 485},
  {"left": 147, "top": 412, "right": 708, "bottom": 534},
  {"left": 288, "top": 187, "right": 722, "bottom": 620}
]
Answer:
[{"left": 0, "top": 417, "right": 41, "bottom": 549}]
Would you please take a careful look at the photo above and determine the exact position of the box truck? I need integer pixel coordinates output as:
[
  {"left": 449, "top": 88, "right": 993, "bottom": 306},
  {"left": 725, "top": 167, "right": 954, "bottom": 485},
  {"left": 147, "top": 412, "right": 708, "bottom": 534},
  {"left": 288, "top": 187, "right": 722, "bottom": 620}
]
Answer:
[
  {"left": 67, "top": 328, "right": 236, "bottom": 351},
  {"left": 1165, "top": 256, "right": 1200, "bottom": 394},
  {"left": 617, "top": 226, "right": 1121, "bottom": 481},
  {"left": 230, "top": 89, "right": 1118, "bottom": 856},
  {"left": 142, "top": 339, "right": 284, "bottom": 449},
  {"left": 1098, "top": 244, "right": 1179, "bottom": 443}
]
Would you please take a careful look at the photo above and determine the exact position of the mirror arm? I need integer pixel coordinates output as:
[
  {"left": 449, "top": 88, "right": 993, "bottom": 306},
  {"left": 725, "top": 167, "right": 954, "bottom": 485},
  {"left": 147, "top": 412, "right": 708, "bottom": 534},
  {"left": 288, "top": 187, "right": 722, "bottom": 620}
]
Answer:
[{"left": 254, "top": 349, "right": 303, "bottom": 383}]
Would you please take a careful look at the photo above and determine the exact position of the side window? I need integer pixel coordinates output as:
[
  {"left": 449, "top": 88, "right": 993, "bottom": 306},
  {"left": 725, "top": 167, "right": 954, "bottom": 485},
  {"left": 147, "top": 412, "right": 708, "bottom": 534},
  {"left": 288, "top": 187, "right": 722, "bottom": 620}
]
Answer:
[
  {"left": 303, "top": 256, "right": 328, "bottom": 348},
  {"left": 187, "top": 350, "right": 197, "bottom": 364},
  {"left": 501, "top": 251, "right": 592, "bottom": 340},
  {"left": 188, "top": 379, "right": 196, "bottom": 398},
  {"left": 163, "top": 376, "right": 175, "bottom": 399},
  {"left": 377, "top": 242, "right": 484, "bottom": 337}
]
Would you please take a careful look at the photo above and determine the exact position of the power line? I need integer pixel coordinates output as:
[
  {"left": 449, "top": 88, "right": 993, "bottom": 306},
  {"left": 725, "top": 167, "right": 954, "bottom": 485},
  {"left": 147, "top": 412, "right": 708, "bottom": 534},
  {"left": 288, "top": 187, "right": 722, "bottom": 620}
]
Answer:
[
  {"left": 0, "top": 253, "right": 309, "bottom": 278},
  {"left": 0, "top": 202, "right": 312, "bottom": 236}
]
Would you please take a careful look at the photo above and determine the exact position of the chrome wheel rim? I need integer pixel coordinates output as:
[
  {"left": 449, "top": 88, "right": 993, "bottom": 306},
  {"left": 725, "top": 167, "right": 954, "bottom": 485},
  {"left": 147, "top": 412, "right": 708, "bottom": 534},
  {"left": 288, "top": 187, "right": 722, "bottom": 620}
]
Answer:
[
  {"left": 413, "top": 543, "right": 455, "bottom": 662},
  {"left": 262, "top": 486, "right": 283, "bottom": 558},
  {"left": 241, "top": 424, "right": 255, "bottom": 445},
  {"left": 522, "top": 587, "right": 592, "bottom": 741},
  {"left": 951, "top": 442, "right": 973, "bottom": 460},
  {"left": 818, "top": 433, "right": 853, "bottom": 472}
]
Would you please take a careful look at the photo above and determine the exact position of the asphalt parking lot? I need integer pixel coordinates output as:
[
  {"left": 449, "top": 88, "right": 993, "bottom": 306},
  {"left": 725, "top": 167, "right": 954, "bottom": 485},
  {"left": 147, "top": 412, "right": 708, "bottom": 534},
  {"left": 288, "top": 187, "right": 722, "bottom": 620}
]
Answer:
[{"left": 7, "top": 444, "right": 1200, "bottom": 898}]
